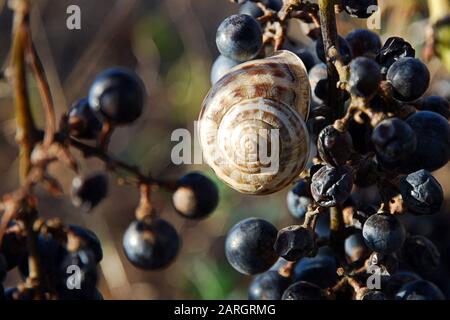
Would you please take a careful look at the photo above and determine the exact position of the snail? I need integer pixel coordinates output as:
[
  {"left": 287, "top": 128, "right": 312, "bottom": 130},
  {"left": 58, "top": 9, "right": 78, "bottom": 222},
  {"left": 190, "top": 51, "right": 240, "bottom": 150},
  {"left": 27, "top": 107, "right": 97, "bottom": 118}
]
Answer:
[{"left": 198, "top": 50, "right": 311, "bottom": 195}]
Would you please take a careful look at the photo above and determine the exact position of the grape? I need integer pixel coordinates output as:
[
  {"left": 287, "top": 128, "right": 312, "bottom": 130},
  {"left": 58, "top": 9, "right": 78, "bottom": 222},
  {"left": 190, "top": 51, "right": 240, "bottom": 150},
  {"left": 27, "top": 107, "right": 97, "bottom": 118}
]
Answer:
[
  {"left": 403, "top": 111, "right": 450, "bottom": 173},
  {"left": 292, "top": 48, "right": 316, "bottom": 72},
  {"left": 316, "top": 35, "right": 353, "bottom": 65},
  {"left": 401, "top": 235, "right": 440, "bottom": 275},
  {"left": 216, "top": 14, "right": 262, "bottom": 62},
  {"left": 387, "top": 58, "right": 430, "bottom": 102},
  {"left": 67, "top": 225, "right": 103, "bottom": 263},
  {"left": 362, "top": 212, "right": 406, "bottom": 254},
  {"left": 419, "top": 96, "right": 450, "bottom": 119},
  {"left": 225, "top": 218, "right": 278, "bottom": 275},
  {"left": 248, "top": 271, "right": 290, "bottom": 300},
  {"left": 67, "top": 98, "right": 102, "bottom": 140},
  {"left": 282, "top": 281, "right": 325, "bottom": 300},
  {"left": 239, "top": 0, "right": 282, "bottom": 18},
  {"left": 371, "top": 118, "right": 417, "bottom": 167},
  {"left": 376, "top": 37, "right": 415, "bottom": 76},
  {"left": 286, "top": 180, "right": 312, "bottom": 220},
  {"left": 309, "top": 63, "right": 329, "bottom": 105},
  {"left": 345, "top": 233, "right": 370, "bottom": 262},
  {"left": 71, "top": 173, "right": 108, "bottom": 211},
  {"left": 345, "top": 29, "right": 381, "bottom": 58},
  {"left": 274, "top": 225, "right": 315, "bottom": 261},
  {"left": 343, "top": 0, "right": 378, "bottom": 19},
  {"left": 383, "top": 271, "right": 422, "bottom": 299},
  {"left": 310, "top": 165, "right": 353, "bottom": 207},
  {"left": 172, "top": 172, "right": 219, "bottom": 219},
  {"left": 317, "top": 125, "right": 353, "bottom": 166},
  {"left": 349, "top": 57, "right": 382, "bottom": 98},
  {"left": 400, "top": 170, "right": 444, "bottom": 215},
  {"left": 395, "top": 280, "right": 445, "bottom": 300},
  {"left": 293, "top": 254, "right": 338, "bottom": 289},
  {"left": 123, "top": 219, "right": 180, "bottom": 270},
  {"left": 210, "top": 55, "right": 240, "bottom": 85},
  {"left": 89, "top": 67, "right": 146, "bottom": 125}
]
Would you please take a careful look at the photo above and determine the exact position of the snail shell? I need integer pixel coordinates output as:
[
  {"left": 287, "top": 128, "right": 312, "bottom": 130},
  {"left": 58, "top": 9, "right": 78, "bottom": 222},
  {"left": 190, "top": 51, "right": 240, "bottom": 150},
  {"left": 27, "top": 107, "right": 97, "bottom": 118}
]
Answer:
[{"left": 198, "top": 50, "right": 311, "bottom": 195}]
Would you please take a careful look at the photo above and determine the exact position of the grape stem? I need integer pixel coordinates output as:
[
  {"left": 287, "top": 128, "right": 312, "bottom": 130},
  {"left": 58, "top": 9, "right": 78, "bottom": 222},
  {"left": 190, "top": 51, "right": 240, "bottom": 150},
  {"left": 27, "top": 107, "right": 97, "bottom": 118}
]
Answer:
[{"left": 7, "top": 0, "right": 43, "bottom": 298}]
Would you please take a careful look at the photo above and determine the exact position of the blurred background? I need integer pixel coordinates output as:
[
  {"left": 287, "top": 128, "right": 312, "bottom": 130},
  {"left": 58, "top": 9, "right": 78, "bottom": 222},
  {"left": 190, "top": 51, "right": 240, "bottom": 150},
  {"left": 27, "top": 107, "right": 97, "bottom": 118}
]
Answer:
[{"left": 0, "top": 0, "right": 449, "bottom": 299}]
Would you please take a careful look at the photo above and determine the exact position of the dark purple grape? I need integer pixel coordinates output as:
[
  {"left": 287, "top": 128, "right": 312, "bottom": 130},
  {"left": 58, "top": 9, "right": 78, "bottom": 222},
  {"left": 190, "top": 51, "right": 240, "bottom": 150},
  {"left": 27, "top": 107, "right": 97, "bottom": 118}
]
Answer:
[
  {"left": 210, "top": 55, "right": 240, "bottom": 85},
  {"left": 403, "top": 111, "right": 450, "bottom": 173},
  {"left": 376, "top": 37, "right": 415, "bottom": 76},
  {"left": 67, "top": 98, "right": 102, "bottom": 140},
  {"left": 362, "top": 212, "right": 406, "bottom": 254},
  {"left": 419, "top": 96, "right": 450, "bottom": 119},
  {"left": 71, "top": 173, "right": 108, "bottom": 211},
  {"left": 293, "top": 254, "right": 338, "bottom": 289},
  {"left": 401, "top": 235, "right": 440, "bottom": 275},
  {"left": 239, "top": 0, "right": 282, "bottom": 18},
  {"left": 387, "top": 58, "right": 430, "bottom": 102},
  {"left": 274, "top": 225, "right": 315, "bottom": 261},
  {"left": 349, "top": 57, "right": 381, "bottom": 98},
  {"left": 345, "top": 233, "right": 370, "bottom": 262},
  {"left": 371, "top": 118, "right": 417, "bottom": 167},
  {"left": 395, "top": 280, "right": 445, "bottom": 300},
  {"left": 89, "top": 67, "right": 146, "bottom": 125},
  {"left": 172, "top": 172, "right": 219, "bottom": 219},
  {"left": 123, "top": 219, "right": 180, "bottom": 270},
  {"left": 310, "top": 165, "right": 353, "bottom": 207},
  {"left": 316, "top": 35, "right": 352, "bottom": 65},
  {"left": 216, "top": 14, "right": 262, "bottom": 62},
  {"left": 345, "top": 29, "right": 381, "bottom": 58},
  {"left": 317, "top": 125, "right": 353, "bottom": 166},
  {"left": 382, "top": 271, "right": 422, "bottom": 299},
  {"left": 343, "top": 0, "right": 378, "bottom": 18},
  {"left": 293, "top": 48, "right": 316, "bottom": 72},
  {"left": 67, "top": 225, "right": 103, "bottom": 263},
  {"left": 248, "top": 271, "right": 290, "bottom": 300},
  {"left": 225, "top": 218, "right": 278, "bottom": 275},
  {"left": 286, "top": 180, "right": 312, "bottom": 220},
  {"left": 282, "top": 281, "right": 325, "bottom": 300},
  {"left": 309, "top": 63, "right": 329, "bottom": 105},
  {"left": 400, "top": 170, "right": 443, "bottom": 215}
]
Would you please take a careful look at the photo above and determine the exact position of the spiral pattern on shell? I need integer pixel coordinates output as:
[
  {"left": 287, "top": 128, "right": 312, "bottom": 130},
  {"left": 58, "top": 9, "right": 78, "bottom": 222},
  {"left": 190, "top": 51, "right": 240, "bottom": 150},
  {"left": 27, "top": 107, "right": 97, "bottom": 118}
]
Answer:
[{"left": 198, "top": 50, "right": 311, "bottom": 195}]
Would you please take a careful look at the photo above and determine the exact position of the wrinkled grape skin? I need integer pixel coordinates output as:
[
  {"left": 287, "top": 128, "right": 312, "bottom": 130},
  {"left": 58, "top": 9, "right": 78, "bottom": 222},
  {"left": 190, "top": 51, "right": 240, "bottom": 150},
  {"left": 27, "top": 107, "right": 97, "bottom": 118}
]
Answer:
[
  {"left": 225, "top": 218, "right": 278, "bottom": 275},
  {"left": 343, "top": 0, "right": 378, "bottom": 19},
  {"left": 400, "top": 170, "right": 443, "bottom": 215},
  {"left": 310, "top": 165, "right": 353, "bottom": 207}
]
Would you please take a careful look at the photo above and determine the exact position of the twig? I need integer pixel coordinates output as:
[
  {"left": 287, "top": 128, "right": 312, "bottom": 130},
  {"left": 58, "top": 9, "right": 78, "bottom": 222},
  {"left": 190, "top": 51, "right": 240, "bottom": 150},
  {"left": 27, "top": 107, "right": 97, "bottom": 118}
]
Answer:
[
  {"left": 318, "top": 0, "right": 344, "bottom": 121},
  {"left": 7, "top": 0, "right": 43, "bottom": 298}
]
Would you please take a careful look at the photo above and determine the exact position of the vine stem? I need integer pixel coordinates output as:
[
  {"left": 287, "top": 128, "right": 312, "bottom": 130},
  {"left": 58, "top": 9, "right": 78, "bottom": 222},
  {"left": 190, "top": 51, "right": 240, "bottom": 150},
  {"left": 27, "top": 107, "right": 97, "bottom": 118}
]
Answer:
[
  {"left": 318, "top": 0, "right": 344, "bottom": 121},
  {"left": 8, "top": 0, "right": 43, "bottom": 298}
]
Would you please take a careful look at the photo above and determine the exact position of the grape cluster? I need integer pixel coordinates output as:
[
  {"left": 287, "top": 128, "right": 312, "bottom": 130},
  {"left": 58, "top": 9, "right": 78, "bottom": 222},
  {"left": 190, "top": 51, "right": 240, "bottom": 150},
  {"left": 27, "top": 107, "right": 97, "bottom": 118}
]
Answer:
[
  {"left": 1, "top": 65, "right": 219, "bottom": 298},
  {"left": 218, "top": 0, "right": 450, "bottom": 300}
]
